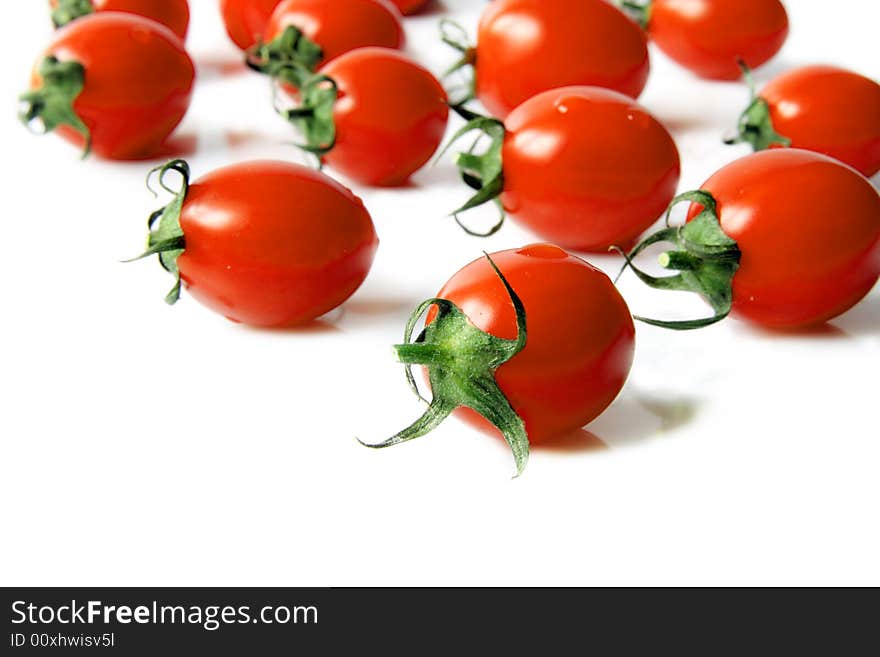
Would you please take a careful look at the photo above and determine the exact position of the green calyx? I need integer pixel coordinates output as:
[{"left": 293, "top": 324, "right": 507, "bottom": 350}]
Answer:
[
  {"left": 50, "top": 0, "right": 94, "bottom": 28},
  {"left": 437, "top": 107, "right": 507, "bottom": 237},
  {"left": 616, "top": 190, "right": 742, "bottom": 330},
  {"left": 246, "top": 25, "right": 323, "bottom": 88},
  {"left": 276, "top": 71, "right": 338, "bottom": 158},
  {"left": 127, "top": 160, "right": 190, "bottom": 305},
  {"left": 615, "top": 0, "right": 652, "bottom": 29},
  {"left": 361, "top": 255, "right": 530, "bottom": 477},
  {"left": 725, "top": 61, "right": 791, "bottom": 151},
  {"left": 19, "top": 55, "right": 90, "bottom": 156},
  {"left": 439, "top": 19, "right": 477, "bottom": 107}
]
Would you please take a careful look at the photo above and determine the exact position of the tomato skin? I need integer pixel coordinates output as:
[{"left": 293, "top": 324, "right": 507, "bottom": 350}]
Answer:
[
  {"left": 319, "top": 48, "right": 448, "bottom": 186},
  {"left": 33, "top": 13, "right": 194, "bottom": 160},
  {"left": 687, "top": 150, "right": 880, "bottom": 329},
  {"left": 500, "top": 86, "right": 680, "bottom": 252},
  {"left": 475, "top": 0, "right": 649, "bottom": 119},
  {"left": 389, "top": 0, "right": 428, "bottom": 15},
  {"left": 431, "top": 244, "right": 635, "bottom": 444},
  {"left": 177, "top": 161, "right": 378, "bottom": 327},
  {"left": 649, "top": 0, "right": 788, "bottom": 80},
  {"left": 760, "top": 66, "right": 880, "bottom": 178},
  {"left": 220, "top": 0, "right": 282, "bottom": 50},
  {"left": 51, "top": 0, "right": 190, "bottom": 38},
  {"left": 265, "top": 0, "right": 404, "bottom": 65}
]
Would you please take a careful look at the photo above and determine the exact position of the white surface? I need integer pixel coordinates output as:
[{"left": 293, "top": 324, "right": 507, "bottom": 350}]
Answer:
[{"left": 1, "top": 0, "right": 878, "bottom": 587}]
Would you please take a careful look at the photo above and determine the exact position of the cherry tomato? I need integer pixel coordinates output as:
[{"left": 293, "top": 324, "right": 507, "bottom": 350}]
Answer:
[
  {"left": 308, "top": 48, "right": 448, "bottom": 186},
  {"left": 264, "top": 0, "right": 404, "bottom": 66},
  {"left": 473, "top": 0, "right": 649, "bottom": 118},
  {"left": 757, "top": 66, "right": 880, "bottom": 177},
  {"left": 50, "top": 0, "right": 190, "bottom": 39},
  {"left": 687, "top": 150, "right": 880, "bottom": 328},
  {"left": 648, "top": 0, "right": 788, "bottom": 80},
  {"left": 22, "top": 13, "right": 194, "bottom": 160},
  {"left": 220, "top": 0, "right": 282, "bottom": 50},
  {"left": 432, "top": 244, "right": 635, "bottom": 444},
  {"left": 449, "top": 86, "right": 680, "bottom": 251},
  {"left": 142, "top": 160, "right": 379, "bottom": 327},
  {"left": 390, "top": 0, "right": 428, "bottom": 15}
]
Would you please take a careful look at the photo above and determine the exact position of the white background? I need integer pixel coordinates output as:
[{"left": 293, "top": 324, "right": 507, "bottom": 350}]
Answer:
[{"left": 1, "top": 0, "right": 878, "bottom": 586}]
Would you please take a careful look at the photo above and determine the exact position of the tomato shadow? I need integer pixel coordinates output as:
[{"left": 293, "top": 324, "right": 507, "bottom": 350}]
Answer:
[
  {"left": 196, "top": 54, "right": 250, "bottom": 80},
  {"left": 743, "top": 321, "right": 851, "bottom": 340},
  {"left": 234, "top": 314, "right": 344, "bottom": 336},
  {"left": 532, "top": 428, "right": 609, "bottom": 454},
  {"left": 588, "top": 393, "right": 700, "bottom": 449},
  {"left": 343, "top": 295, "right": 420, "bottom": 319},
  {"left": 153, "top": 133, "right": 199, "bottom": 159},
  {"left": 410, "top": 1, "right": 448, "bottom": 18},
  {"left": 830, "top": 295, "right": 880, "bottom": 336}
]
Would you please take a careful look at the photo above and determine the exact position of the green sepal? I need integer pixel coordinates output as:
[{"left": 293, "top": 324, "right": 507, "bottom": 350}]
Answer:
[
  {"left": 616, "top": 190, "right": 742, "bottom": 330},
  {"left": 276, "top": 72, "right": 338, "bottom": 158},
  {"left": 19, "top": 55, "right": 91, "bottom": 156},
  {"left": 246, "top": 25, "right": 323, "bottom": 88},
  {"left": 725, "top": 61, "right": 792, "bottom": 151},
  {"left": 127, "top": 160, "right": 190, "bottom": 305},
  {"left": 614, "top": 0, "right": 652, "bottom": 29},
  {"left": 439, "top": 19, "right": 477, "bottom": 107},
  {"left": 437, "top": 113, "right": 507, "bottom": 237},
  {"left": 361, "top": 254, "right": 531, "bottom": 477},
  {"left": 50, "top": 0, "right": 94, "bottom": 28}
]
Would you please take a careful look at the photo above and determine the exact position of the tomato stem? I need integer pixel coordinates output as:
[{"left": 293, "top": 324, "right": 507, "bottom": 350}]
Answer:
[
  {"left": 360, "top": 254, "right": 531, "bottom": 477},
  {"left": 437, "top": 112, "right": 507, "bottom": 237},
  {"left": 275, "top": 72, "right": 338, "bottom": 158},
  {"left": 615, "top": 0, "right": 652, "bottom": 29},
  {"left": 439, "top": 19, "right": 476, "bottom": 106},
  {"left": 50, "top": 0, "right": 94, "bottom": 28},
  {"left": 615, "top": 190, "right": 742, "bottom": 330},
  {"left": 246, "top": 25, "right": 323, "bottom": 87},
  {"left": 127, "top": 160, "right": 191, "bottom": 305},
  {"left": 724, "top": 61, "right": 792, "bottom": 151},
  {"left": 18, "top": 55, "right": 90, "bottom": 157}
]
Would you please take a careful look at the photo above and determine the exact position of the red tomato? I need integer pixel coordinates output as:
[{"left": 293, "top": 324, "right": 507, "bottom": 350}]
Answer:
[
  {"left": 24, "top": 13, "right": 194, "bottom": 160},
  {"left": 648, "top": 0, "right": 788, "bottom": 80},
  {"left": 313, "top": 48, "right": 448, "bottom": 186},
  {"left": 220, "top": 0, "right": 282, "bottom": 50},
  {"left": 432, "top": 244, "right": 635, "bottom": 444},
  {"left": 264, "top": 0, "right": 404, "bottom": 65},
  {"left": 146, "top": 160, "right": 379, "bottom": 327},
  {"left": 474, "top": 0, "right": 649, "bottom": 118},
  {"left": 455, "top": 86, "right": 678, "bottom": 251},
  {"left": 50, "top": 0, "right": 190, "bottom": 39},
  {"left": 758, "top": 66, "right": 880, "bottom": 177},
  {"left": 687, "top": 150, "right": 880, "bottom": 328},
  {"left": 389, "top": 0, "right": 428, "bottom": 15}
]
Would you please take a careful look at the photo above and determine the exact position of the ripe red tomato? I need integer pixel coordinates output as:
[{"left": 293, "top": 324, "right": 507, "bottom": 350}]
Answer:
[
  {"left": 220, "top": 0, "right": 282, "bottom": 50},
  {"left": 141, "top": 160, "right": 379, "bottom": 327},
  {"left": 50, "top": 0, "right": 190, "bottom": 39},
  {"left": 263, "top": 0, "right": 404, "bottom": 66},
  {"left": 472, "top": 0, "right": 649, "bottom": 118},
  {"left": 21, "top": 13, "right": 194, "bottom": 160},
  {"left": 448, "top": 86, "right": 680, "bottom": 251},
  {"left": 626, "top": 150, "right": 880, "bottom": 330},
  {"left": 690, "top": 150, "right": 880, "bottom": 328},
  {"left": 647, "top": 0, "right": 788, "bottom": 80},
  {"left": 389, "top": 0, "right": 428, "bottom": 15},
  {"left": 739, "top": 66, "right": 880, "bottom": 177},
  {"left": 432, "top": 245, "right": 635, "bottom": 445},
  {"left": 292, "top": 48, "right": 448, "bottom": 186}
]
